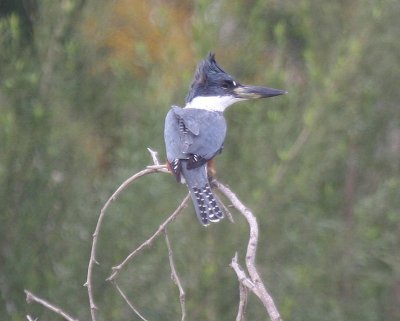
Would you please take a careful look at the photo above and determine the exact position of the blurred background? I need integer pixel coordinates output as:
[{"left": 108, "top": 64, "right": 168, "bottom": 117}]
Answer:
[{"left": 1, "top": 0, "right": 399, "bottom": 320}]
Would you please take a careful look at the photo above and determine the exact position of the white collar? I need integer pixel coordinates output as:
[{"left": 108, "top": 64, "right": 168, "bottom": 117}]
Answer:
[{"left": 184, "top": 95, "right": 245, "bottom": 112}]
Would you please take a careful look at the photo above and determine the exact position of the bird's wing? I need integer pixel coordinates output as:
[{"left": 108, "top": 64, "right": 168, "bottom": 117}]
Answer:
[{"left": 164, "top": 107, "right": 226, "bottom": 175}]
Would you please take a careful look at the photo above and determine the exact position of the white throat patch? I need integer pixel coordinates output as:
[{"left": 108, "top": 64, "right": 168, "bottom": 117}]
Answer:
[{"left": 184, "top": 95, "right": 245, "bottom": 112}]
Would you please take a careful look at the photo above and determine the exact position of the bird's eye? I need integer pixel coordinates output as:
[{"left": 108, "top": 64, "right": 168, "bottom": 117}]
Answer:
[
  {"left": 221, "top": 81, "right": 230, "bottom": 89},
  {"left": 222, "top": 80, "right": 235, "bottom": 89}
]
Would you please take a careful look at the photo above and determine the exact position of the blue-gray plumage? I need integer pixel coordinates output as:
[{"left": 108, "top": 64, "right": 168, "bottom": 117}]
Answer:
[
  {"left": 164, "top": 53, "right": 286, "bottom": 226},
  {"left": 165, "top": 107, "right": 226, "bottom": 224}
]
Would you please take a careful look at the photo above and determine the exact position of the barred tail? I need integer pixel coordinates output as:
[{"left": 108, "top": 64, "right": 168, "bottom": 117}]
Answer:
[
  {"left": 181, "top": 162, "right": 224, "bottom": 226},
  {"left": 191, "top": 183, "right": 224, "bottom": 225}
]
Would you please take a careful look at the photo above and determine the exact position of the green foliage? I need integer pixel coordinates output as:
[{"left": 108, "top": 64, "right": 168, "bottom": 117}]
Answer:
[{"left": 0, "top": 0, "right": 399, "bottom": 320}]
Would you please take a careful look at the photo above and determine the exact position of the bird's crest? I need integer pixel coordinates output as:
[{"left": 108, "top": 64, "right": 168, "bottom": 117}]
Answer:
[
  {"left": 186, "top": 53, "right": 231, "bottom": 103},
  {"left": 192, "top": 53, "right": 227, "bottom": 85}
]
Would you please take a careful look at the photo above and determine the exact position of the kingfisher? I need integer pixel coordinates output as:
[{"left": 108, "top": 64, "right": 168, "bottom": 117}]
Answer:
[{"left": 164, "top": 53, "right": 286, "bottom": 226}]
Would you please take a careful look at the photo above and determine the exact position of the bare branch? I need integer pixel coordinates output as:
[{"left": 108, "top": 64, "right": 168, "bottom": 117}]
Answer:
[
  {"left": 114, "top": 282, "right": 150, "bottom": 321},
  {"left": 81, "top": 149, "right": 281, "bottom": 321},
  {"left": 25, "top": 144, "right": 283, "bottom": 321},
  {"left": 26, "top": 315, "right": 38, "bottom": 321},
  {"left": 214, "top": 180, "right": 283, "bottom": 321},
  {"left": 236, "top": 283, "right": 249, "bottom": 321},
  {"left": 24, "top": 290, "right": 79, "bottom": 321},
  {"left": 86, "top": 164, "right": 168, "bottom": 321},
  {"left": 214, "top": 192, "right": 235, "bottom": 223},
  {"left": 230, "top": 253, "right": 250, "bottom": 321},
  {"left": 107, "top": 193, "right": 190, "bottom": 281},
  {"left": 164, "top": 229, "right": 186, "bottom": 321},
  {"left": 146, "top": 164, "right": 169, "bottom": 172},
  {"left": 229, "top": 253, "right": 259, "bottom": 298},
  {"left": 147, "top": 148, "right": 161, "bottom": 165}
]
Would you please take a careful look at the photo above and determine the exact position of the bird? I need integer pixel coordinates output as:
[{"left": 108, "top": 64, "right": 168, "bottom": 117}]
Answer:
[{"left": 164, "top": 53, "right": 286, "bottom": 226}]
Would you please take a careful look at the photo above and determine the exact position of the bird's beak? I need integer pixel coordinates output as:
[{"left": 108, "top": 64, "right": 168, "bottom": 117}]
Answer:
[{"left": 233, "top": 85, "right": 287, "bottom": 100}]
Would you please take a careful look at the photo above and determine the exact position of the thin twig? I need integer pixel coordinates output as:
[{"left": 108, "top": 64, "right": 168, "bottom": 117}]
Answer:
[
  {"left": 107, "top": 193, "right": 190, "bottom": 281},
  {"left": 164, "top": 229, "right": 186, "bottom": 321},
  {"left": 85, "top": 165, "right": 168, "bottom": 321},
  {"left": 114, "top": 282, "right": 150, "bottom": 321},
  {"left": 237, "top": 283, "right": 249, "bottom": 321},
  {"left": 24, "top": 290, "right": 79, "bottom": 321},
  {"left": 215, "top": 180, "right": 282, "bottom": 321},
  {"left": 214, "top": 191, "right": 235, "bottom": 223},
  {"left": 229, "top": 253, "right": 259, "bottom": 299},
  {"left": 147, "top": 148, "right": 161, "bottom": 166},
  {"left": 26, "top": 315, "right": 38, "bottom": 321}
]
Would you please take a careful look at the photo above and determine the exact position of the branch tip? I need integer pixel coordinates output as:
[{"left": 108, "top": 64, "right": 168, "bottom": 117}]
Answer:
[
  {"left": 24, "top": 289, "right": 79, "bottom": 321},
  {"left": 106, "top": 275, "right": 115, "bottom": 282},
  {"left": 147, "top": 147, "right": 161, "bottom": 165}
]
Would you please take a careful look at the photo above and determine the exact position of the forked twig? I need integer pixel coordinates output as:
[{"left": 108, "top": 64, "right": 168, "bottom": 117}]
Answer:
[
  {"left": 24, "top": 290, "right": 79, "bottom": 321},
  {"left": 85, "top": 160, "right": 168, "bottom": 321},
  {"left": 215, "top": 180, "right": 282, "bottom": 321},
  {"left": 229, "top": 253, "right": 259, "bottom": 299},
  {"left": 26, "top": 149, "right": 281, "bottom": 321}
]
